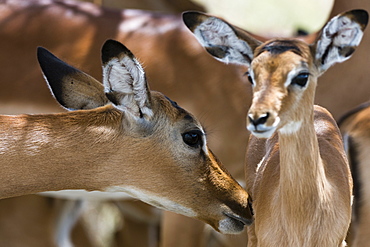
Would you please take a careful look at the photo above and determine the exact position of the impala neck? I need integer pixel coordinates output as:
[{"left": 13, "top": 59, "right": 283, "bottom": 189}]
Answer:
[
  {"left": 0, "top": 106, "right": 133, "bottom": 199},
  {"left": 277, "top": 102, "right": 329, "bottom": 210}
]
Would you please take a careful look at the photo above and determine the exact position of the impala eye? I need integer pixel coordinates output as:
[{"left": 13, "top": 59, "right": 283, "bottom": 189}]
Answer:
[
  {"left": 182, "top": 130, "right": 203, "bottom": 148},
  {"left": 291, "top": 72, "right": 309, "bottom": 87},
  {"left": 246, "top": 72, "right": 254, "bottom": 85}
]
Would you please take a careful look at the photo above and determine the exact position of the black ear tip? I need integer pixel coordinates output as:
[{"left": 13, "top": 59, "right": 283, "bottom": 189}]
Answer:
[
  {"left": 182, "top": 11, "right": 196, "bottom": 21},
  {"left": 101, "top": 39, "right": 133, "bottom": 64},
  {"left": 349, "top": 9, "right": 369, "bottom": 28},
  {"left": 37, "top": 46, "right": 46, "bottom": 57},
  {"left": 37, "top": 46, "right": 55, "bottom": 65},
  {"left": 37, "top": 46, "right": 67, "bottom": 78},
  {"left": 182, "top": 11, "right": 205, "bottom": 31}
]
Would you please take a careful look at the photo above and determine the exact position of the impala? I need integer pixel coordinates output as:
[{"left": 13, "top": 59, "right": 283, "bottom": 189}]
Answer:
[
  {"left": 183, "top": 9, "right": 368, "bottom": 246},
  {"left": 338, "top": 101, "right": 370, "bottom": 247},
  {"left": 0, "top": 39, "right": 253, "bottom": 235},
  {"left": 2, "top": 0, "right": 370, "bottom": 246}
]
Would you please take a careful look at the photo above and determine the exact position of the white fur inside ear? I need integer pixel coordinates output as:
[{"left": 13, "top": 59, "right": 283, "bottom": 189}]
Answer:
[
  {"left": 103, "top": 56, "right": 153, "bottom": 119},
  {"left": 315, "top": 14, "right": 364, "bottom": 71},
  {"left": 103, "top": 57, "right": 135, "bottom": 94},
  {"left": 193, "top": 17, "right": 253, "bottom": 65}
]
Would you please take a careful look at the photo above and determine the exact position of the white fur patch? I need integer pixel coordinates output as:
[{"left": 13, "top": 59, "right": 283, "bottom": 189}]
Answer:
[
  {"left": 39, "top": 190, "right": 133, "bottom": 201},
  {"left": 284, "top": 67, "right": 310, "bottom": 88},
  {"left": 278, "top": 120, "right": 303, "bottom": 135},
  {"left": 201, "top": 130, "right": 209, "bottom": 155},
  {"left": 256, "top": 156, "right": 266, "bottom": 172},
  {"left": 218, "top": 217, "right": 243, "bottom": 234},
  {"left": 103, "top": 58, "right": 135, "bottom": 94},
  {"left": 105, "top": 186, "right": 197, "bottom": 217}
]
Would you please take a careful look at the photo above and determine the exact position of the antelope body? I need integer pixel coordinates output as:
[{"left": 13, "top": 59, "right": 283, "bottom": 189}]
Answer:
[
  {"left": 0, "top": 39, "right": 253, "bottom": 234},
  {"left": 338, "top": 101, "right": 370, "bottom": 247},
  {"left": 183, "top": 9, "right": 368, "bottom": 247}
]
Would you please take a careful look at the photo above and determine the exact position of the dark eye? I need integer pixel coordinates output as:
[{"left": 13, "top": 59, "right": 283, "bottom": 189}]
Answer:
[
  {"left": 182, "top": 130, "right": 203, "bottom": 148},
  {"left": 246, "top": 72, "right": 254, "bottom": 85},
  {"left": 291, "top": 72, "right": 309, "bottom": 87}
]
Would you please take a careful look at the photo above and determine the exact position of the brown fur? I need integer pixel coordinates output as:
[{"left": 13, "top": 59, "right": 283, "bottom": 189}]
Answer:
[
  {"left": 0, "top": 93, "right": 252, "bottom": 231},
  {"left": 245, "top": 42, "right": 352, "bottom": 246},
  {"left": 339, "top": 102, "right": 370, "bottom": 247}
]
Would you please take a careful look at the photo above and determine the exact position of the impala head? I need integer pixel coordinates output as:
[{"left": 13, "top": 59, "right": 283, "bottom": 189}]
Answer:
[
  {"left": 37, "top": 40, "right": 253, "bottom": 233},
  {"left": 183, "top": 9, "right": 368, "bottom": 138}
]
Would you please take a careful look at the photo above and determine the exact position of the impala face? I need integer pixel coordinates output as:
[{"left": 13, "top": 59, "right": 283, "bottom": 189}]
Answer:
[
  {"left": 246, "top": 40, "right": 315, "bottom": 138},
  {"left": 183, "top": 9, "right": 368, "bottom": 139}
]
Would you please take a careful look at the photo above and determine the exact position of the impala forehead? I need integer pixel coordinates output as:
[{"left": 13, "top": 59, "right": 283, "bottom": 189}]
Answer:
[
  {"left": 250, "top": 51, "right": 309, "bottom": 87},
  {"left": 163, "top": 95, "right": 204, "bottom": 129},
  {"left": 251, "top": 39, "right": 310, "bottom": 74},
  {"left": 255, "top": 39, "right": 307, "bottom": 56},
  {"left": 156, "top": 94, "right": 193, "bottom": 120},
  {"left": 155, "top": 93, "right": 207, "bottom": 150}
]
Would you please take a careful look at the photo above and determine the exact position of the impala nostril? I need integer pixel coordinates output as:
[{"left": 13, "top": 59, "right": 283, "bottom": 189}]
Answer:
[
  {"left": 249, "top": 112, "right": 269, "bottom": 126},
  {"left": 257, "top": 112, "right": 269, "bottom": 125},
  {"left": 248, "top": 115, "right": 255, "bottom": 125}
]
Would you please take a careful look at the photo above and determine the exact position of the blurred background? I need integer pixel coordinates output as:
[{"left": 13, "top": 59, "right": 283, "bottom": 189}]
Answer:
[{"left": 81, "top": 0, "right": 334, "bottom": 36}]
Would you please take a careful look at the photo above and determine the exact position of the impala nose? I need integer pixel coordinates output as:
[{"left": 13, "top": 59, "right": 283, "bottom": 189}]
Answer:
[{"left": 248, "top": 112, "right": 269, "bottom": 127}]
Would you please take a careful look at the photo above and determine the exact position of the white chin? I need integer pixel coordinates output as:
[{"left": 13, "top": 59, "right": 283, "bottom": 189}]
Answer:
[
  {"left": 218, "top": 217, "right": 246, "bottom": 234},
  {"left": 251, "top": 128, "right": 275, "bottom": 138}
]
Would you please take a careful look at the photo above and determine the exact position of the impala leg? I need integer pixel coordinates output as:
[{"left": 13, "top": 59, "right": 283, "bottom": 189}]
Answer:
[{"left": 53, "top": 199, "right": 86, "bottom": 247}]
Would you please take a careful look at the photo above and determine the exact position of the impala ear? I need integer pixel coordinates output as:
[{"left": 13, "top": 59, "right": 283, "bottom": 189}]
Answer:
[
  {"left": 312, "top": 9, "right": 368, "bottom": 73},
  {"left": 101, "top": 39, "right": 153, "bottom": 120},
  {"left": 182, "top": 11, "right": 262, "bottom": 65},
  {"left": 37, "top": 47, "right": 108, "bottom": 111}
]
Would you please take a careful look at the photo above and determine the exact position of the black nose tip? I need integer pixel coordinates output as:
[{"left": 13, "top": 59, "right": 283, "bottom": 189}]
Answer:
[{"left": 248, "top": 112, "right": 269, "bottom": 126}]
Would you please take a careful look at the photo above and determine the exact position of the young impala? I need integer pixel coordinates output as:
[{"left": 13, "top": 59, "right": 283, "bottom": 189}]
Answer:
[
  {"left": 338, "top": 101, "right": 370, "bottom": 247},
  {"left": 0, "top": 39, "right": 253, "bottom": 234},
  {"left": 183, "top": 9, "right": 368, "bottom": 246}
]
